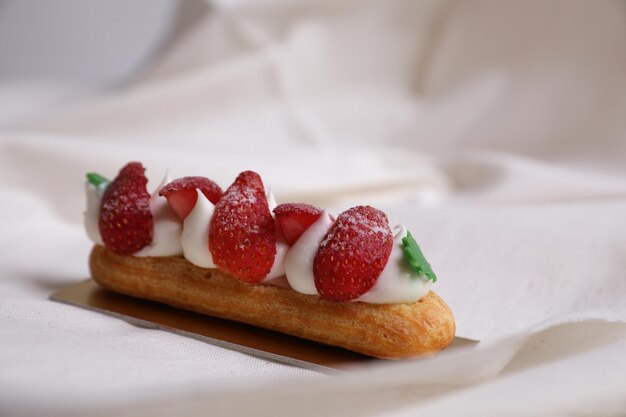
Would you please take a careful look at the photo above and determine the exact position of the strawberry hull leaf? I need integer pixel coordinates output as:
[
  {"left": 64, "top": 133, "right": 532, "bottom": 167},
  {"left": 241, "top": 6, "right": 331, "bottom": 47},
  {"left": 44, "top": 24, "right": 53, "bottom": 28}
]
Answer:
[{"left": 402, "top": 232, "right": 437, "bottom": 282}]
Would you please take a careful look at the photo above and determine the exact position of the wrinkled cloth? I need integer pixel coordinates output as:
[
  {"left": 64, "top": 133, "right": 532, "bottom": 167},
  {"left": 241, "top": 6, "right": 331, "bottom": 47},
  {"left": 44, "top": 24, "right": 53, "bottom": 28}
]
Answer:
[{"left": 1, "top": 0, "right": 626, "bottom": 416}]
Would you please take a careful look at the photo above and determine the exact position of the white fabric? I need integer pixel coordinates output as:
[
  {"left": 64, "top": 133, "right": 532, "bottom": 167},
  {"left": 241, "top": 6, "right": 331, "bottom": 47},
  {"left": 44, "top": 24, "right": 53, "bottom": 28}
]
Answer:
[{"left": 1, "top": 0, "right": 626, "bottom": 416}]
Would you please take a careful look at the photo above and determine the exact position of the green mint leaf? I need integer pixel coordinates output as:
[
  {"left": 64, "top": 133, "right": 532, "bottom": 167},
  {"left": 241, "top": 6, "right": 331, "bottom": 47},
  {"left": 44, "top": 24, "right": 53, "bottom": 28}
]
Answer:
[
  {"left": 402, "top": 231, "right": 437, "bottom": 282},
  {"left": 86, "top": 172, "right": 110, "bottom": 187}
]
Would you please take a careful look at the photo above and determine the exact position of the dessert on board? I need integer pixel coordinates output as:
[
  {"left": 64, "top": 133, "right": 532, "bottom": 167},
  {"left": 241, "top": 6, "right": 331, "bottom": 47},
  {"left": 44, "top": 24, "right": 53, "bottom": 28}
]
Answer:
[{"left": 85, "top": 162, "right": 455, "bottom": 358}]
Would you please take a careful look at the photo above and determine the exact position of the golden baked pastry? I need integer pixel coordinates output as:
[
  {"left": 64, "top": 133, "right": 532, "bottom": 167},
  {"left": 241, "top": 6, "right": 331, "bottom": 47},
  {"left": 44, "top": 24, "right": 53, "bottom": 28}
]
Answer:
[{"left": 90, "top": 245, "right": 455, "bottom": 359}]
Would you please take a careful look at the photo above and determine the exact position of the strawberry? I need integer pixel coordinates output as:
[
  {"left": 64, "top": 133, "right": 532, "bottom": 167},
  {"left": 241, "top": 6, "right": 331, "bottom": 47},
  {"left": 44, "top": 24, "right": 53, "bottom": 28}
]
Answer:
[
  {"left": 99, "top": 162, "right": 153, "bottom": 255},
  {"left": 159, "top": 176, "right": 223, "bottom": 219},
  {"left": 313, "top": 206, "right": 393, "bottom": 301},
  {"left": 209, "top": 171, "right": 276, "bottom": 283},
  {"left": 273, "top": 203, "right": 323, "bottom": 245}
]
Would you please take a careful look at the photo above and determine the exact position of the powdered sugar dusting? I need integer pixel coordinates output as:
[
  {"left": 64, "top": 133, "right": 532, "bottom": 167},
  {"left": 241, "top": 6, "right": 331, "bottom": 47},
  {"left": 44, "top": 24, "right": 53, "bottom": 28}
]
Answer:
[
  {"left": 215, "top": 186, "right": 265, "bottom": 232},
  {"left": 319, "top": 205, "right": 391, "bottom": 251},
  {"left": 313, "top": 205, "right": 394, "bottom": 301},
  {"left": 208, "top": 171, "right": 277, "bottom": 282},
  {"left": 99, "top": 162, "right": 153, "bottom": 255}
]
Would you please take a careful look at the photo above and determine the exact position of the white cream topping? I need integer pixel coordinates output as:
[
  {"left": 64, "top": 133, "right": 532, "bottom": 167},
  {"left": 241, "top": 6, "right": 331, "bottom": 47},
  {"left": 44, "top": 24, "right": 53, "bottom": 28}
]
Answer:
[
  {"left": 262, "top": 187, "right": 288, "bottom": 282},
  {"left": 83, "top": 182, "right": 107, "bottom": 245},
  {"left": 261, "top": 231, "right": 289, "bottom": 283},
  {"left": 180, "top": 190, "right": 215, "bottom": 267},
  {"left": 284, "top": 210, "right": 334, "bottom": 295},
  {"left": 135, "top": 173, "right": 183, "bottom": 257},
  {"left": 84, "top": 175, "right": 432, "bottom": 303},
  {"left": 357, "top": 225, "right": 432, "bottom": 304},
  {"left": 266, "top": 188, "right": 277, "bottom": 212}
]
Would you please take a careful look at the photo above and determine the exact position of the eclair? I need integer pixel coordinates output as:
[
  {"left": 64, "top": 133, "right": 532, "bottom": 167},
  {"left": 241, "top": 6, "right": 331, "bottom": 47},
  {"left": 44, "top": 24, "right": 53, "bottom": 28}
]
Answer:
[{"left": 84, "top": 162, "right": 455, "bottom": 358}]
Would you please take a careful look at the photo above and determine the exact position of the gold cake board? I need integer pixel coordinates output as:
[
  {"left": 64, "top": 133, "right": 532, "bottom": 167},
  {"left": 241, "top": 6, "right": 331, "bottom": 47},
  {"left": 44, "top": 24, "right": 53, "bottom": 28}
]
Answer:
[{"left": 51, "top": 279, "right": 470, "bottom": 373}]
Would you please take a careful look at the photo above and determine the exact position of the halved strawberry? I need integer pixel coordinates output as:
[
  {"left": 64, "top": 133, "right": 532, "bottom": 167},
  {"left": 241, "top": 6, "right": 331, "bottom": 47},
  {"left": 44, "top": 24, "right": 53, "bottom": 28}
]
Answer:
[
  {"left": 209, "top": 171, "right": 276, "bottom": 283},
  {"left": 99, "top": 162, "right": 153, "bottom": 255},
  {"left": 313, "top": 206, "right": 393, "bottom": 301},
  {"left": 159, "top": 176, "right": 223, "bottom": 219},
  {"left": 273, "top": 203, "right": 323, "bottom": 245}
]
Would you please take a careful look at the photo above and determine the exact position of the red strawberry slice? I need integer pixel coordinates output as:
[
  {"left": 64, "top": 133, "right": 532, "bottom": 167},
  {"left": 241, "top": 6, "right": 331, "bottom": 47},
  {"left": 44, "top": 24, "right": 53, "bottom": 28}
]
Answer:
[
  {"left": 159, "top": 176, "right": 223, "bottom": 219},
  {"left": 209, "top": 171, "right": 276, "bottom": 283},
  {"left": 273, "top": 203, "right": 323, "bottom": 245},
  {"left": 313, "top": 206, "right": 393, "bottom": 301},
  {"left": 99, "top": 162, "right": 153, "bottom": 255}
]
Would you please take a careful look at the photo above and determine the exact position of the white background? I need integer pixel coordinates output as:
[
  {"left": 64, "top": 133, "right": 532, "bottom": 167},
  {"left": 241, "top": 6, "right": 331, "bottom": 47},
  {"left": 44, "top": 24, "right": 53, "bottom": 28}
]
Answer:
[{"left": 0, "top": 1, "right": 625, "bottom": 416}]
